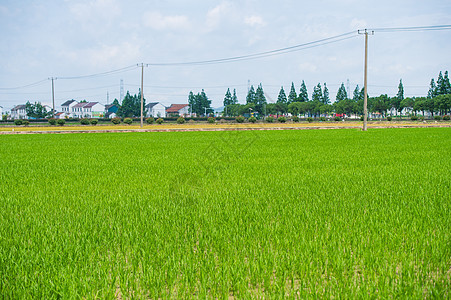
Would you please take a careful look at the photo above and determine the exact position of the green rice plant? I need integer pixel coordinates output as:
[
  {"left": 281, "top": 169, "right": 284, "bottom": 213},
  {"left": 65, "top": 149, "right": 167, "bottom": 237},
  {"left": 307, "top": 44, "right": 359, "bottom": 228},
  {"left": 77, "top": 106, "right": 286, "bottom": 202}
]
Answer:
[{"left": 0, "top": 128, "right": 449, "bottom": 298}]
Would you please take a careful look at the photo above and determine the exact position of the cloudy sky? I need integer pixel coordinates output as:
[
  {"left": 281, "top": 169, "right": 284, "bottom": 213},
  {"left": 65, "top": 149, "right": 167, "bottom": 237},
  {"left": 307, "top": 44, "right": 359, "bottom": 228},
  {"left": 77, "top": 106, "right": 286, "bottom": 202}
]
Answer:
[{"left": 0, "top": 0, "right": 450, "bottom": 110}]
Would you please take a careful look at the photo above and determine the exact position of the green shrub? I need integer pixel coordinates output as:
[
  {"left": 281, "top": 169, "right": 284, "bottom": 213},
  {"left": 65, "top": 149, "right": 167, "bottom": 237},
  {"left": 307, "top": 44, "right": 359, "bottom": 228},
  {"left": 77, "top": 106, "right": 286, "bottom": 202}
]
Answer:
[
  {"left": 248, "top": 116, "right": 257, "bottom": 123},
  {"left": 80, "top": 118, "right": 90, "bottom": 125},
  {"left": 235, "top": 116, "right": 245, "bottom": 123},
  {"left": 57, "top": 119, "right": 65, "bottom": 126},
  {"left": 23, "top": 120, "right": 30, "bottom": 126},
  {"left": 90, "top": 119, "right": 98, "bottom": 125},
  {"left": 14, "top": 119, "right": 23, "bottom": 126},
  {"left": 48, "top": 118, "right": 57, "bottom": 125},
  {"left": 124, "top": 118, "right": 133, "bottom": 125},
  {"left": 434, "top": 115, "right": 441, "bottom": 121},
  {"left": 319, "top": 116, "right": 326, "bottom": 122},
  {"left": 443, "top": 115, "right": 450, "bottom": 120},
  {"left": 419, "top": 116, "right": 425, "bottom": 121},
  {"left": 292, "top": 116, "right": 300, "bottom": 122},
  {"left": 307, "top": 117, "right": 313, "bottom": 123},
  {"left": 334, "top": 116, "right": 342, "bottom": 122},
  {"left": 156, "top": 118, "right": 164, "bottom": 124},
  {"left": 177, "top": 117, "right": 185, "bottom": 124},
  {"left": 360, "top": 116, "right": 364, "bottom": 121},
  {"left": 265, "top": 116, "right": 274, "bottom": 123},
  {"left": 387, "top": 116, "right": 392, "bottom": 121},
  {"left": 207, "top": 117, "right": 216, "bottom": 124},
  {"left": 2, "top": 115, "right": 6, "bottom": 121},
  {"left": 278, "top": 116, "right": 287, "bottom": 123},
  {"left": 112, "top": 117, "right": 121, "bottom": 125},
  {"left": 410, "top": 115, "right": 418, "bottom": 121},
  {"left": 146, "top": 117, "right": 155, "bottom": 124}
]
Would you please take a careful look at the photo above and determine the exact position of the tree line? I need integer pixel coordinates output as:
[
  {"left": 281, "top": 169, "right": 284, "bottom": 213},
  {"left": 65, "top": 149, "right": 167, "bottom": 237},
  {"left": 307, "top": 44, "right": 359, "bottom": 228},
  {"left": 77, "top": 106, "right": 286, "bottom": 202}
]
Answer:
[{"left": 215, "top": 71, "right": 451, "bottom": 117}]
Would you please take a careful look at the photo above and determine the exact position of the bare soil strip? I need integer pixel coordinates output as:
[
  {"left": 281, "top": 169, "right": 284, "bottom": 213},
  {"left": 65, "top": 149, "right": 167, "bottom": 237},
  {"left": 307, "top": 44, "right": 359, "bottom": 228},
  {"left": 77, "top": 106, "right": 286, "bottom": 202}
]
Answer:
[{"left": 0, "top": 122, "right": 450, "bottom": 134}]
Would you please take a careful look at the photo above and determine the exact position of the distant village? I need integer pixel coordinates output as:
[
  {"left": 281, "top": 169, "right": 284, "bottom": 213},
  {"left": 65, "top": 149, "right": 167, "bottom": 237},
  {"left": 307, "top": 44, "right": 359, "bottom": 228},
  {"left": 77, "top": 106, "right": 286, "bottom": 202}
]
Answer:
[{"left": 4, "top": 101, "right": 190, "bottom": 120}]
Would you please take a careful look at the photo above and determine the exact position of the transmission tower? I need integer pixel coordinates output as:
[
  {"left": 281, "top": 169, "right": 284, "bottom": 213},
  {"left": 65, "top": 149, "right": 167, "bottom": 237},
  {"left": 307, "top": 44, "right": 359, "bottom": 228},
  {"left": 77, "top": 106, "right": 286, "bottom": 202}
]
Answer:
[
  {"left": 120, "top": 79, "right": 124, "bottom": 101},
  {"left": 346, "top": 79, "right": 350, "bottom": 99}
]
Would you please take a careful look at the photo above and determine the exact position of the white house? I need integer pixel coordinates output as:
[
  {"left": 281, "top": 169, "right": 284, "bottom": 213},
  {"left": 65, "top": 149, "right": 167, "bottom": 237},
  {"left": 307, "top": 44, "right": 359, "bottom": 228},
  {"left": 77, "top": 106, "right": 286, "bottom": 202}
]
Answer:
[
  {"left": 61, "top": 100, "right": 78, "bottom": 115},
  {"left": 71, "top": 102, "right": 105, "bottom": 118},
  {"left": 55, "top": 112, "right": 69, "bottom": 119},
  {"left": 83, "top": 102, "right": 105, "bottom": 118},
  {"left": 11, "top": 104, "right": 27, "bottom": 119},
  {"left": 146, "top": 102, "right": 166, "bottom": 118},
  {"left": 71, "top": 102, "right": 87, "bottom": 118},
  {"left": 166, "top": 104, "right": 190, "bottom": 117}
]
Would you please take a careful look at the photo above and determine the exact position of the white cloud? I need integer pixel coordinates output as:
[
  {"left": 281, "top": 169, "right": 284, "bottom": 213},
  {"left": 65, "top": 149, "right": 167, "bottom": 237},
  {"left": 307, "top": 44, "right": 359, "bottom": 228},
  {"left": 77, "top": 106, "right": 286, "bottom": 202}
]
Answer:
[
  {"left": 143, "top": 12, "right": 190, "bottom": 31},
  {"left": 69, "top": 0, "right": 121, "bottom": 20},
  {"left": 206, "top": 2, "right": 233, "bottom": 30},
  {"left": 350, "top": 18, "right": 367, "bottom": 30},
  {"left": 244, "top": 15, "right": 265, "bottom": 27}
]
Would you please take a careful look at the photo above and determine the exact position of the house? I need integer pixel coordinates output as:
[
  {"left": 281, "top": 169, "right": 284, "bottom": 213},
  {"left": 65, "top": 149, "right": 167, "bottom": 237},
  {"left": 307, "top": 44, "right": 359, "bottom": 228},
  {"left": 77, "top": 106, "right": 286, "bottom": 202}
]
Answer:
[
  {"left": 166, "top": 104, "right": 190, "bottom": 117},
  {"left": 55, "top": 112, "right": 69, "bottom": 119},
  {"left": 71, "top": 102, "right": 105, "bottom": 118},
  {"left": 71, "top": 102, "right": 87, "bottom": 118},
  {"left": 105, "top": 104, "right": 119, "bottom": 115},
  {"left": 11, "top": 105, "right": 27, "bottom": 119},
  {"left": 146, "top": 102, "right": 166, "bottom": 118},
  {"left": 61, "top": 100, "right": 78, "bottom": 115},
  {"left": 105, "top": 112, "right": 117, "bottom": 119},
  {"left": 83, "top": 102, "right": 105, "bottom": 118}
]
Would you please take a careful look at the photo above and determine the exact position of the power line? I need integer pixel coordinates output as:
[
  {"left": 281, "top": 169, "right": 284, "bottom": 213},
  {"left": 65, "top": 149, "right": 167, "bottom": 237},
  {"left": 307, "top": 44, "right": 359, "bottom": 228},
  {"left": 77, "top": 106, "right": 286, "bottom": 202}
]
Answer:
[
  {"left": 146, "top": 31, "right": 357, "bottom": 66},
  {"left": 58, "top": 65, "right": 138, "bottom": 80},
  {"left": 0, "top": 79, "right": 47, "bottom": 90},
  {"left": 370, "top": 24, "right": 451, "bottom": 33}
]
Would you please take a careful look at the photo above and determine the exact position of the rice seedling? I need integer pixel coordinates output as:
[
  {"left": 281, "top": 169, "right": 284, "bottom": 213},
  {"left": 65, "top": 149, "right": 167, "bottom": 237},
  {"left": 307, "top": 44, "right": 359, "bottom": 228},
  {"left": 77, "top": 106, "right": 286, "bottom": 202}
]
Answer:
[{"left": 0, "top": 128, "right": 449, "bottom": 298}]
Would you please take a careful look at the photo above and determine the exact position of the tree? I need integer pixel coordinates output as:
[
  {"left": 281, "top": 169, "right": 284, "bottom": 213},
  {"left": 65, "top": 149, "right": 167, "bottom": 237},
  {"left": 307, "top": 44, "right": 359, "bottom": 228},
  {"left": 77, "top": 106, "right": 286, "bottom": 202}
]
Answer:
[
  {"left": 443, "top": 71, "right": 451, "bottom": 94},
  {"left": 277, "top": 86, "right": 287, "bottom": 104},
  {"left": 369, "top": 94, "right": 390, "bottom": 117},
  {"left": 353, "top": 85, "right": 363, "bottom": 102},
  {"left": 232, "top": 89, "right": 238, "bottom": 104},
  {"left": 223, "top": 88, "right": 233, "bottom": 107},
  {"left": 197, "top": 89, "right": 212, "bottom": 116},
  {"left": 188, "top": 91, "right": 195, "bottom": 115},
  {"left": 254, "top": 84, "right": 267, "bottom": 114},
  {"left": 246, "top": 85, "right": 255, "bottom": 104},
  {"left": 336, "top": 83, "right": 347, "bottom": 102},
  {"left": 312, "top": 83, "right": 323, "bottom": 102},
  {"left": 428, "top": 79, "right": 437, "bottom": 99},
  {"left": 288, "top": 82, "right": 297, "bottom": 104},
  {"left": 288, "top": 102, "right": 302, "bottom": 116},
  {"left": 436, "top": 71, "right": 446, "bottom": 95},
  {"left": 117, "top": 91, "right": 146, "bottom": 118},
  {"left": 322, "top": 83, "right": 330, "bottom": 104},
  {"left": 112, "top": 98, "right": 120, "bottom": 106},
  {"left": 397, "top": 79, "right": 404, "bottom": 102},
  {"left": 25, "top": 101, "right": 50, "bottom": 119},
  {"left": 298, "top": 80, "right": 309, "bottom": 102}
]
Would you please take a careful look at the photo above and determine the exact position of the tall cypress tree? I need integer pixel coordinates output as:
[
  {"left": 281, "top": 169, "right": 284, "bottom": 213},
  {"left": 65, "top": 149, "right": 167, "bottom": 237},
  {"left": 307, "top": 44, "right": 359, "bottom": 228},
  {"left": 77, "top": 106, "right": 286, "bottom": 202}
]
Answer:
[
  {"left": 353, "top": 85, "right": 362, "bottom": 102},
  {"left": 232, "top": 89, "right": 238, "bottom": 104},
  {"left": 312, "top": 83, "right": 323, "bottom": 102},
  {"left": 437, "top": 71, "right": 445, "bottom": 95},
  {"left": 298, "top": 80, "right": 309, "bottom": 102},
  {"left": 254, "top": 84, "right": 267, "bottom": 114},
  {"left": 322, "top": 83, "right": 330, "bottom": 104},
  {"left": 288, "top": 82, "right": 297, "bottom": 104},
  {"left": 277, "top": 86, "right": 287, "bottom": 104},
  {"left": 246, "top": 85, "right": 256, "bottom": 104},
  {"left": 397, "top": 79, "right": 404, "bottom": 101},
  {"left": 223, "top": 88, "right": 233, "bottom": 106},
  {"left": 336, "top": 83, "right": 347, "bottom": 102},
  {"left": 427, "top": 79, "right": 437, "bottom": 99},
  {"left": 188, "top": 91, "right": 195, "bottom": 114}
]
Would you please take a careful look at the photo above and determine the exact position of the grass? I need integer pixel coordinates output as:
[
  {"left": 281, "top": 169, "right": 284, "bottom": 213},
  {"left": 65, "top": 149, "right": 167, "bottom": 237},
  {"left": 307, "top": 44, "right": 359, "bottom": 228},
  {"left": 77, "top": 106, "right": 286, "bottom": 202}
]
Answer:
[{"left": 0, "top": 128, "right": 449, "bottom": 298}]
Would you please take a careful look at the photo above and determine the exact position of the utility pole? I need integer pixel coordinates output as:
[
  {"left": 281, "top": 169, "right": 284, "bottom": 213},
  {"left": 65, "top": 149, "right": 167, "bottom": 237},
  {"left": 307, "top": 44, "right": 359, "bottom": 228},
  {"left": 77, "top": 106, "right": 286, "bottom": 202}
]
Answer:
[
  {"left": 49, "top": 77, "right": 56, "bottom": 118},
  {"left": 358, "top": 29, "right": 374, "bottom": 131},
  {"left": 138, "top": 63, "right": 149, "bottom": 128}
]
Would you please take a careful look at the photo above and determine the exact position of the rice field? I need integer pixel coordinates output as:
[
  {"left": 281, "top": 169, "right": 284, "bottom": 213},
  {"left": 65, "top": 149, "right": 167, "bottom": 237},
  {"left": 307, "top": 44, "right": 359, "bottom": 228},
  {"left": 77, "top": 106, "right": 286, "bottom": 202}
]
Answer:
[{"left": 0, "top": 128, "right": 449, "bottom": 298}]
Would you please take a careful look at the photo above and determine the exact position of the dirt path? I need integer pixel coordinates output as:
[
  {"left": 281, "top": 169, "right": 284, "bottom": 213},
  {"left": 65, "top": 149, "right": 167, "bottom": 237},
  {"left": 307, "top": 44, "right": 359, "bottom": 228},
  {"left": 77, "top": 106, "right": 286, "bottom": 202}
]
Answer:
[{"left": 0, "top": 122, "right": 450, "bottom": 134}]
